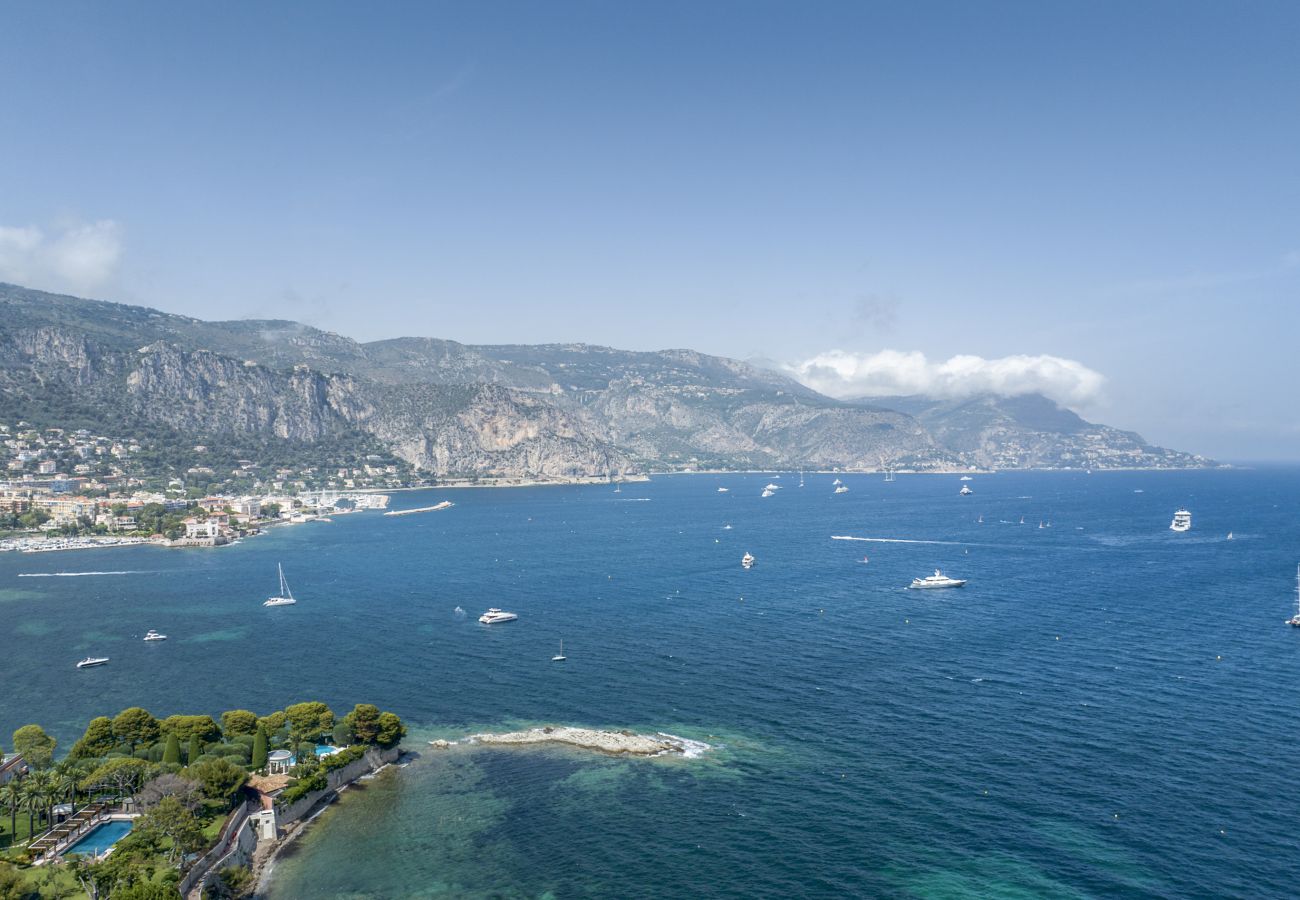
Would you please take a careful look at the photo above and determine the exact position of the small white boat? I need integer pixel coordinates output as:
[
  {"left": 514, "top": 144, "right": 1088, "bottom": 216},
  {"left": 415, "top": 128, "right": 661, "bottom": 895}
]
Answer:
[
  {"left": 832, "top": 478, "right": 843, "bottom": 485},
  {"left": 741, "top": 552, "right": 755, "bottom": 569},
  {"left": 960, "top": 475, "right": 972, "bottom": 481},
  {"left": 909, "top": 570, "right": 967, "bottom": 590},
  {"left": 1134, "top": 489, "right": 1144, "bottom": 493},
  {"left": 717, "top": 487, "right": 729, "bottom": 493},
  {"left": 76, "top": 657, "right": 109, "bottom": 668},
  {"left": 552, "top": 639, "right": 566, "bottom": 662},
  {"left": 723, "top": 524, "right": 733, "bottom": 530},
  {"left": 977, "top": 515, "right": 983, "bottom": 524},
  {"left": 614, "top": 485, "right": 622, "bottom": 494},
  {"left": 264, "top": 563, "right": 297, "bottom": 606},
  {"left": 1226, "top": 532, "right": 1234, "bottom": 541},
  {"left": 960, "top": 485, "right": 973, "bottom": 495},
  {"left": 764, "top": 483, "right": 781, "bottom": 491},
  {"left": 1288, "top": 566, "right": 1300, "bottom": 627},
  {"left": 833, "top": 485, "right": 849, "bottom": 494},
  {"left": 761, "top": 489, "right": 774, "bottom": 498},
  {"left": 479, "top": 608, "right": 518, "bottom": 624},
  {"left": 1170, "top": 509, "right": 1192, "bottom": 532},
  {"left": 143, "top": 630, "right": 167, "bottom": 642}
]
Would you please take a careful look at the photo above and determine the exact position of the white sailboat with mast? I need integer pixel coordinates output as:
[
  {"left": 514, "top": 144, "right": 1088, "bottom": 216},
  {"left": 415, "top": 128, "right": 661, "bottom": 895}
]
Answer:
[
  {"left": 264, "top": 563, "right": 297, "bottom": 607},
  {"left": 552, "top": 639, "right": 567, "bottom": 662}
]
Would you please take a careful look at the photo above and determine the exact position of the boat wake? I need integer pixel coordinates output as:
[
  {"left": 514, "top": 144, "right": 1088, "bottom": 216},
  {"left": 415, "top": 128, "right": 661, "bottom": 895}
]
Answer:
[
  {"left": 18, "top": 570, "right": 145, "bottom": 577},
  {"left": 831, "top": 535, "right": 967, "bottom": 546}
]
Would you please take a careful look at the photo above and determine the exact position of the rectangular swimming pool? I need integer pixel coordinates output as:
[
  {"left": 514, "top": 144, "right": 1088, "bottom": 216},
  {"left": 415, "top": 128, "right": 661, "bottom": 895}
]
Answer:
[{"left": 66, "top": 820, "right": 133, "bottom": 856}]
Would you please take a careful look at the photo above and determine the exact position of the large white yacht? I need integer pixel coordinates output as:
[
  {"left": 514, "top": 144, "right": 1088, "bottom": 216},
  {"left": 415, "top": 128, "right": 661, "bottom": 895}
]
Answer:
[
  {"left": 76, "top": 657, "right": 110, "bottom": 668},
  {"left": 909, "top": 570, "right": 967, "bottom": 589},
  {"left": 143, "top": 630, "right": 167, "bottom": 641},
  {"left": 479, "top": 608, "right": 518, "bottom": 624},
  {"left": 264, "top": 563, "right": 297, "bottom": 606},
  {"left": 741, "top": 552, "right": 755, "bottom": 569},
  {"left": 1170, "top": 509, "right": 1192, "bottom": 532}
]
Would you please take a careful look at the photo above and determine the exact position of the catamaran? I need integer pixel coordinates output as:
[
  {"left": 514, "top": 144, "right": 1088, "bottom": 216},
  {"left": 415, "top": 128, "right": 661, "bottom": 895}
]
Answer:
[
  {"left": 1288, "top": 566, "right": 1300, "bottom": 627},
  {"left": 264, "top": 563, "right": 297, "bottom": 606}
]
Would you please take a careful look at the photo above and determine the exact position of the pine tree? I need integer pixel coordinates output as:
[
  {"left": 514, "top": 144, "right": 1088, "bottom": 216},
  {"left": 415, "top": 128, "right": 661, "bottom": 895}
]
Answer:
[{"left": 187, "top": 733, "right": 201, "bottom": 766}]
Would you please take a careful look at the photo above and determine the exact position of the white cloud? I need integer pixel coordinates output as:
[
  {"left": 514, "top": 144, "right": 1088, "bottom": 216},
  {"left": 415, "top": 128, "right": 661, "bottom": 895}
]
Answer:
[
  {"left": 786, "top": 349, "right": 1106, "bottom": 408},
  {"left": 0, "top": 219, "right": 123, "bottom": 292}
]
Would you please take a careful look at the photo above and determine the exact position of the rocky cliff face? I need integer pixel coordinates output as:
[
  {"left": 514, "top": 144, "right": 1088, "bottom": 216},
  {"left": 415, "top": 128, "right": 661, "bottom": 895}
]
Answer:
[{"left": 0, "top": 283, "right": 1210, "bottom": 475}]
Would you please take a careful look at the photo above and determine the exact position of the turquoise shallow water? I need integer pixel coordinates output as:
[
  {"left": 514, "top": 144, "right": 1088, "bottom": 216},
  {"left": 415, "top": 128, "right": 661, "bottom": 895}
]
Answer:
[{"left": 2, "top": 470, "right": 1299, "bottom": 897}]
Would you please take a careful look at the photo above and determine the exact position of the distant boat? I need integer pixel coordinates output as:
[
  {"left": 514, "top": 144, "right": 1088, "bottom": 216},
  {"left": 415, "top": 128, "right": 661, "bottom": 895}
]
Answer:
[
  {"left": 552, "top": 639, "right": 566, "bottom": 662},
  {"left": 741, "top": 552, "right": 755, "bottom": 569},
  {"left": 908, "top": 570, "right": 967, "bottom": 590},
  {"left": 799, "top": 471, "right": 805, "bottom": 488},
  {"left": 1170, "top": 509, "right": 1192, "bottom": 532},
  {"left": 1134, "top": 489, "right": 1145, "bottom": 493},
  {"left": 977, "top": 515, "right": 983, "bottom": 524},
  {"left": 614, "top": 484, "right": 622, "bottom": 494},
  {"left": 959, "top": 475, "right": 972, "bottom": 481},
  {"left": 861, "top": 556, "right": 869, "bottom": 564},
  {"left": 76, "top": 657, "right": 109, "bottom": 669},
  {"left": 1019, "top": 516, "right": 1025, "bottom": 525},
  {"left": 764, "top": 483, "right": 781, "bottom": 491},
  {"left": 1226, "top": 532, "right": 1234, "bottom": 541},
  {"left": 717, "top": 487, "right": 729, "bottom": 493},
  {"left": 479, "top": 608, "right": 518, "bottom": 624},
  {"left": 1039, "top": 521, "right": 1044, "bottom": 529},
  {"left": 723, "top": 524, "right": 733, "bottom": 530},
  {"left": 1288, "top": 566, "right": 1300, "bottom": 627},
  {"left": 959, "top": 485, "right": 973, "bottom": 495},
  {"left": 143, "top": 630, "right": 167, "bottom": 642},
  {"left": 264, "top": 563, "right": 297, "bottom": 607},
  {"left": 761, "top": 489, "right": 774, "bottom": 498},
  {"left": 884, "top": 470, "right": 896, "bottom": 483},
  {"left": 832, "top": 478, "right": 843, "bottom": 485},
  {"left": 834, "top": 485, "right": 849, "bottom": 494}
]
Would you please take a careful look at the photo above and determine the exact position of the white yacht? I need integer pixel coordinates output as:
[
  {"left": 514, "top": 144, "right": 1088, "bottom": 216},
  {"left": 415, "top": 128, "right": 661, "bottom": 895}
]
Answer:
[
  {"left": 76, "top": 657, "right": 109, "bottom": 668},
  {"left": 264, "top": 563, "right": 297, "bottom": 606},
  {"left": 884, "top": 470, "right": 896, "bottom": 483},
  {"left": 143, "top": 630, "right": 167, "bottom": 641},
  {"left": 479, "top": 608, "right": 518, "bottom": 624},
  {"left": 761, "top": 489, "right": 775, "bottom": 498},
  {"left": 834, "top": 485, "right": 849, "bottom": 494},
  {"left": 959, "top": 485, "right": 973, "bottom": 495},
  {"left": 1288, "top": 566, "right": 1300, "bottom": 627},
  {"left": 723, "top": 524, "right": 733, "bottom": 530},
  {"left": 832, "top": 478, "right": 843, "bottom": 485},
  {"left": 1170, "top": 509, "right": 1192, "bottom": 532},
  {"left": 717, "top": 487, "right": 729, "bottom": 493},
  {"left": 909, "top": 570, "right": 967, "bottom": 589},
  {"left": 960, "top": 475, "right": 973, "bottom": 481},
  {"left": 741, "top": 552, "right": 755, "bottom": 569},
  {"left": 764, "top": 483, "right": 781, "bottom": 491},
  {"left": 1226, "top": 532, "right": 1234, "bottom": 541}
]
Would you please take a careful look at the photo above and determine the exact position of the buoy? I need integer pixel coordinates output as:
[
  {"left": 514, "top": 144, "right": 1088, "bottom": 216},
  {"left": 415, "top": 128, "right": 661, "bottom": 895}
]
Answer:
[
  {"left": 1217, "top": 655, "right": 1222, "bottom": 661},
  {"left": 1055, "top": 636, "right": 1060, "bottom": 640}
]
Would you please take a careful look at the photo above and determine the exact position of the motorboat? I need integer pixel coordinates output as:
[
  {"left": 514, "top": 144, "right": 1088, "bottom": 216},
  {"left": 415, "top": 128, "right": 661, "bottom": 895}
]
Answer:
[
  {"left": 832, "top": 478, "right": 843, "bottom": 485},
  {"left": 761, "top": 489, "right": 775, "bottom": 498},
  {"left": 264, "top": 563, "right": 297, "bottom": 606},
  {"left": 960, "top": 475, "right": 973, "bottom": 481},
  {"left": 764, "top": 483, "right": 781, "bottom": 491},
  {"left": 908, "top": 570, "right": 967, "bottom": 590},
  {"left": 143, "top": 630, "right": 167, "bottom": 641},
  {"left": 960, "top": 485, "right": 973, "bottom": 495},
  {"left": 1170, "top": 509, "right": 1192, "bottom": 532},
  {"left": 717, "top": 487, "right": 729, "bottom": 493},
  {"left": 76, "top": 657, "right": 109, "bottom": 668},
  {"left": 479, "top": 608, "right": 518, "bottom": 624},
  {"left": 1226, "top": 532, "right": 1234, "bottom": 541},
  {"left": 834, "top": 485, "right": 849, "bottom": 494},
  {"left": 741, "top": 552, "right": 755, "bottom": 569}
]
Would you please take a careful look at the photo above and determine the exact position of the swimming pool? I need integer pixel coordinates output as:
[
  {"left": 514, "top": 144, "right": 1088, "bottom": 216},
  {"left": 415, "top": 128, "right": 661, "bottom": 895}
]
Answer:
[
  {"left": 66, "top": 820, "right": 133, "bottom": 856},
  {"left": 315, "top": 744, "right": 342, "bottom": 757}
]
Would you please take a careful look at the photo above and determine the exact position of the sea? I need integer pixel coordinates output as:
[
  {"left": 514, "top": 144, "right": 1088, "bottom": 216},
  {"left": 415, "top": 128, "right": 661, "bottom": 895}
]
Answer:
[{"left": 2, "top": 469, "right": 1298, "bottom": 898}]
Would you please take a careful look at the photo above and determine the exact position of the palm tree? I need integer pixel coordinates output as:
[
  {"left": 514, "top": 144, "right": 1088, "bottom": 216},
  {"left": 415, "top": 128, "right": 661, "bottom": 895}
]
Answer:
[
  {"left": 26, "top": 771, "right": 55, "bottom": 834},
  {"left": 1, "top": 779, "right": 21, "bottom": 840},
  {"left": 53, "top": 766, "right": 80, "bottom": 817},
  {"left": 19, "top": 778, "right": 43, "bottom": 840}
]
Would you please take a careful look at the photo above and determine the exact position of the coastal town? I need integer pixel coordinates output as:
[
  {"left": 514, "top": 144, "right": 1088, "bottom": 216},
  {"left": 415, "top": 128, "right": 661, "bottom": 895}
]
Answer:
[{"left": 0, "top": 422, "right": 401, "bottom": 551}]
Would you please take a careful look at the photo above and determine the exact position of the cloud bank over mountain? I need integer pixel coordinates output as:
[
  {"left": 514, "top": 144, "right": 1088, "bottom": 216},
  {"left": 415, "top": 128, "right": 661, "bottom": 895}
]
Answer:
[
  {"left": 786, "top": 349, "right": 1106, "bottom": 409},
  {"left": 0, "top": 220, "right": 122, "bottom": 293}
]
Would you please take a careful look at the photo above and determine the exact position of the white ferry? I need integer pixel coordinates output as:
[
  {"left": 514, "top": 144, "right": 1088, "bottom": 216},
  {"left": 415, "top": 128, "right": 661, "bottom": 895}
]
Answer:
[
  {"left": 908, "top": 570, "right": 967, "bottom": 590},
  {"left": 479, "top": 608, "right": 518, "bottom": 624},
  {"left": 1170, "top": 509, "right": 1192, "bottom": 532}
]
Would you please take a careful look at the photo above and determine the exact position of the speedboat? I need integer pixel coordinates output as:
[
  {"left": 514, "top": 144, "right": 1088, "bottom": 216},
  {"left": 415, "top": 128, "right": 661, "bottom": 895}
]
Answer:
[
  {"left": 76, "top": 657, "right": 109, "bottom": 668},
  {"left": 960, "top": 475, "right": 973, "bottom": 481},
  {"left": 834, "top": 485, "right": 849, "bottom": 494},
  {"left": 717, "top": 487, "right": 729, "bottom": 493},
  {"left": 832, "top": 478, "right": 843, "bottom": 485},
  {"left": 908, "top": 570, "right": 967, "bottom": 590},
  {"left": 960, "top": 485, "right": 973, "bottom": 495},
  {"left": 479, "top": 608, "right": 518, "bottom": 624},
  {"left": 741, "top": 552, "right": 755, "bottom": 569},
  {"left": 1170, "top": 509, "right": 1192, "bottom": 532},
  {"left": 143, "top": 630, "right": 167, "bottom": 641},
  {"left": 764, "top": 483, "right": 781, "bottom": 491}
]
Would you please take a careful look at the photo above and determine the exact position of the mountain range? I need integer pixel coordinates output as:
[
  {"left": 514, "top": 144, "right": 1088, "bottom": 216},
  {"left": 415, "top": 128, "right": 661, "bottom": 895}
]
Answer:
[{"left": 0, "top": 283, "right": 1210, "bottom": 478}]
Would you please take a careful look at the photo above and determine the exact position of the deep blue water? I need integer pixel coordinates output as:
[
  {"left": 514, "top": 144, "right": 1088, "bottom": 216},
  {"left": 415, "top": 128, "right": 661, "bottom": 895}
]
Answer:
[
  {"left": 2, "top": 470, "right": 1299, "bottom": 897},
  {"left": 66, "top": 819, "right": 133, "bottom": 856}
]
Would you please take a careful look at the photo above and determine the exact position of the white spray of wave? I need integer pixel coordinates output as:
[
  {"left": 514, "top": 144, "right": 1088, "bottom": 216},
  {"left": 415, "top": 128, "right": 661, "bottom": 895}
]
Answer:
[
  {"left": 18, "top": 570, "right": 143, "bottom": 577},
  {"left": 831, "top": 535, "right": 967, "bottom": 546}
]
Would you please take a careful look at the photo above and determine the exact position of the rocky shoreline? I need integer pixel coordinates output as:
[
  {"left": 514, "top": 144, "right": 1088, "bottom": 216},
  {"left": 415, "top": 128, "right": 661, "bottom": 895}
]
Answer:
[{"left": 438, "top": 726, "right": 711, "bottom": 758}]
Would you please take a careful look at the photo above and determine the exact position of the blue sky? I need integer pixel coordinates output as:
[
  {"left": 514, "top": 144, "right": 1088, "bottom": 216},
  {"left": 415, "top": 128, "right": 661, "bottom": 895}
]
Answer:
[{"left": 1, "top": 1, "right": 1297, "bottom": 459}]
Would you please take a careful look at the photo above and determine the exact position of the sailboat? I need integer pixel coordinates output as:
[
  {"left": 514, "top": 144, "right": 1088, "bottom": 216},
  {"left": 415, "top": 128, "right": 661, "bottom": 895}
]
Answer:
[
  {"left": 1288, "top": 566, "right": 1300, "bottom": 627},
  {"left": 552, "top": 639, "right": 567, "bottom": 662},
  {"left": 1226, "top": 532, "right": 1234, "bottom": 541},
  {"left": 264, "top": 564, "right": 297, "bottom": 607},
  {"left": 799, "top": 471, "right": 805, "bottom": 488},
  {"left": 884, "top": 469, "right": 896, "bottom": 483}
]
